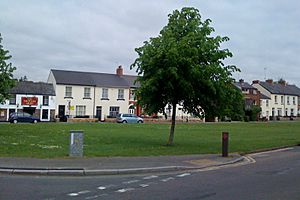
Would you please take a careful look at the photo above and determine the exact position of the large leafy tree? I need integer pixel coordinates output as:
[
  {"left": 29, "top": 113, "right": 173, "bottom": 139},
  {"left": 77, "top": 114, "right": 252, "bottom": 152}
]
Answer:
[
  {"left": 221, "top": 86, "right": 245, "bottom": 121},
  {"left": 131, "top": 7, "right": 240, "bottom": 145},
  {"left": 0, "top": 34, "right": 16, "bottom": 103}
]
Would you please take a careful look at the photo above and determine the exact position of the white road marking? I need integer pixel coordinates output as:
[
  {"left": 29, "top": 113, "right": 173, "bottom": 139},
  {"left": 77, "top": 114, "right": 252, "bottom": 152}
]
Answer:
[
  {"left": 250, "top": 147, "right": 294, "bottom": 157},
  {"left": 195, "top": 155, "right": 256, "bottom": 172},
  {"left": 160, "top": 177, "right": 174, "bottom": 182},
  {"left": 139, "top": 184, "right": 149, "bottom": 188},
  {"left": 68, "top": 193, "right": 79, "bottom": 197},
  {"left": 255, "top": 154, "right": 269, "bottom": 158},
  {"left": 78, "top": 190, "right": 91, "bottom": 194},
  {"left": 85, "top": 194, "right": 108, "bottom": 199},
  {"left": 123, "top": 179, "right": 140, "bottom": 184},
  {"left": 85, "top": 195, "right": 99, "bottom": 199},
  {"left": 143, "top": 175, "right": 158, "bottom": 180},
  {"left": 177, "top": 173, "right": 191, "bottom": 177},
  {"left": 243, "top": 155, "right": 256, "bottom": 164},
  {"left": 97, "top": 184, "right": 115, "bottom": 190},
  {"left": 116, "top": 188, "right": 135, "bottom": 193}
]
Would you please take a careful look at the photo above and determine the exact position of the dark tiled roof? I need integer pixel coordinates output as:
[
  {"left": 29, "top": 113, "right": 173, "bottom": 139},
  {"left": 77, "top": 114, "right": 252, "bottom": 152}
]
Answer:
[
  {"left": 259, "top": 82, "right": 300, "bottom": 96},
  {"left": 122, "top": 75, "right": 140, "bottom": 88},
  {"left": 51, "top": 69, "right": 138, "bottom": 88},
  {"left": 10, "top": 81, "right": 55, "bottom": 96},
  {"left": 234, "top": 82, "right": 256, "bottom": 90},
  {"left": 260, "top": 93, "right": 271, "bottom": 100}
]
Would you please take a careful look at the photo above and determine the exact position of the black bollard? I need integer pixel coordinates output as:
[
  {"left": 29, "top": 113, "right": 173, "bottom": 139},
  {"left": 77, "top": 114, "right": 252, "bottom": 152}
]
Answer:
[{"left": 222, "top": 132, "right": 229, "bottom": 157}]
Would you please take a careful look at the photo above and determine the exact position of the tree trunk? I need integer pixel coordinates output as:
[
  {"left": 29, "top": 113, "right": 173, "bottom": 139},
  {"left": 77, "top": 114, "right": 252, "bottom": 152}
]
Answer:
[{"left": 167, "top": 103, "right": 176, "bottom": 146}]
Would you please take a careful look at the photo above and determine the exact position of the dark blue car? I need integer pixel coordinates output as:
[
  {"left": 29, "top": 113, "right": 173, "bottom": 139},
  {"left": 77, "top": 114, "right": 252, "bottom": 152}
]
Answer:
[{"left": 9, "top": 112, "right": 40, "bottom": 124}]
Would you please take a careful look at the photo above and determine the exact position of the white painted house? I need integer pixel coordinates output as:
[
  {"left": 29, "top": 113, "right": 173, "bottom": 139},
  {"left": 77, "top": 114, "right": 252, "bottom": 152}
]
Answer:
[
  {"left": 47, "top": 66, "right": 140, "bottom": 121},
  {"left": 252, "top": 79, "right": 300, "bottom": 119},
  {"left": 0, "top": 81, "right": 56, "bottom": 121},
  {"left": 47, "top": 66, "right": 195, "bottom": 122}
]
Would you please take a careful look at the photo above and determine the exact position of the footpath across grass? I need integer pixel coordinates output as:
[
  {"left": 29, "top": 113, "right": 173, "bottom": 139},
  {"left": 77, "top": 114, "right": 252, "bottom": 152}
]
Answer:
[{"left": 0, "top": 122, "right": 299, "bottom": 158}]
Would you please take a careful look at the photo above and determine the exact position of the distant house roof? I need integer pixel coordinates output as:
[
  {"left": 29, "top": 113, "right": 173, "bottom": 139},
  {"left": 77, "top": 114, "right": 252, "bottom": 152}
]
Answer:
[
  {"left": 259, "top": 81, "right": 300, "bottom": 96},
  {"left": 234, "top": 81, "right": 256, "bottom": 90},
  {"left": 51, "top": 69, "right": 138, "bottom": 88},
  {"left": 10, "top": 81, "right": 55, "bottom": 96}
]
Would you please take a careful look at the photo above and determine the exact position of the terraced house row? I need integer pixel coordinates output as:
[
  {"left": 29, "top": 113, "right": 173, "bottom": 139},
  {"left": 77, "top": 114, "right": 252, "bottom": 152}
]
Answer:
[
  {"left": 1, "top": 66, "right": 300, "bottom": 122},
  {"left": 47, "top": 66, "right": 141, "bottom": 121},
  {"left": 235, "top": 79, "right": 300, "bottom": 120},
  {"left": 0, "top": 66, "right": 188, "bottom": 122}
]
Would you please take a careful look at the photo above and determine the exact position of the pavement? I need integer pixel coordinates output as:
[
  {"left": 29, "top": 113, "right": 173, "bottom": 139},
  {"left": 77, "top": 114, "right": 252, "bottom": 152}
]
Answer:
[{"left": 0, "top": 154, "right": 245, "bottom": 176}]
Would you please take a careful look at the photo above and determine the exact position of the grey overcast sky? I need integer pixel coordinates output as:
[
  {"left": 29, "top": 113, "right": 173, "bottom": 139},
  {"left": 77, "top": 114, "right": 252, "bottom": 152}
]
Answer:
[{"left": 0, "top": 0, "right": 299, "bottom": 86}]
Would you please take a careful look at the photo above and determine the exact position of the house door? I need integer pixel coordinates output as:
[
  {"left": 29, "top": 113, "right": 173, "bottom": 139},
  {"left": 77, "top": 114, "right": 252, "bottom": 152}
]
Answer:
[
  {"left": 9, "top": 109, "right": 15, "bottom": 116},
  {"left": 129, "top": 105, "right": 135, "bottom": 114},
  {"left": 42, "top": 109, "right": 49, "bottom": 121},
  {"left": 96, "top": 106, "right": 102, "bottom": 121},
  {"left": 58, "top": 105, "right": 66, "bottom": 122}
]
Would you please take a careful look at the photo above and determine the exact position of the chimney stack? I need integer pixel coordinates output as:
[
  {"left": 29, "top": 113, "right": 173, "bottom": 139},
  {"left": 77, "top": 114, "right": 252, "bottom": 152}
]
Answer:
[
  {"left": 278, "top": 79, "right": 287, "bottom": 86},
  {"left": 239, "top": 79, "right": 244, "bottom": 83},
  {"left": 252, "top": 80, "right": 260, "bottom": 84},
  {"left": 116, "top": 65, "right": 123, "bottom": 76},
  {"left": 266, "top": 79, "right": 273, "bottom": 84}
]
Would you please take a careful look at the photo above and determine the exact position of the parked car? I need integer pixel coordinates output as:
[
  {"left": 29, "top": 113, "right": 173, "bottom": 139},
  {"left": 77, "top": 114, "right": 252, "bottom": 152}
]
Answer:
[
  {"left": 9, "top": 112, "right": 40, "bottom": 123},
  {"left": 116, "top": 113, "right": 144, "bottom": 123}
]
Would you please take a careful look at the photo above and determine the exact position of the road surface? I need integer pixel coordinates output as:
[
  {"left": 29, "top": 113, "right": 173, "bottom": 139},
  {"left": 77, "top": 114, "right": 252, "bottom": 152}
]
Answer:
[{"left": 0, "top": 147, "right": 299, "bottom": 200}]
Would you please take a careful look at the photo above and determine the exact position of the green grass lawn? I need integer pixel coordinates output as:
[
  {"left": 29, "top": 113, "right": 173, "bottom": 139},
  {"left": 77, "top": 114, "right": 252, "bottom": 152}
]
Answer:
[{"left": 0, "top": 121, "right": 299, "bottom": 158}]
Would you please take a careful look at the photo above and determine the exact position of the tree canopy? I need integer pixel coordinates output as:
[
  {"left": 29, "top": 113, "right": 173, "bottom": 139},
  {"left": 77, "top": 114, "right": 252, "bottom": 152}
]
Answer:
[
  {"left": 0, "top": 34, "right": 16, "bottom": 103},
  {"left": 131, "top": 7, "right": 240, "bottom": 145}
]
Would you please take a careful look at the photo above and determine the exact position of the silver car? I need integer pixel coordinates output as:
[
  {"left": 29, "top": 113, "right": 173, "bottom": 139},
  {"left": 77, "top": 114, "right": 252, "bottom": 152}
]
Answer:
[{"left": 117, "top": 113, "right": 144, "bottom": 123}]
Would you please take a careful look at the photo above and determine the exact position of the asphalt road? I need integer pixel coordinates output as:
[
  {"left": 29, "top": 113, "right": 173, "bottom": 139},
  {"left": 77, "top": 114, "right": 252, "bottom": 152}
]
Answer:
[{"left": 1, "top": 147, "right": 300, "bottom": 200}]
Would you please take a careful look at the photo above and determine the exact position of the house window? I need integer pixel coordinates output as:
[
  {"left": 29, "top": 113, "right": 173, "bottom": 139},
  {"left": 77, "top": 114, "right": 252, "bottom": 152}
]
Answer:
[
  {"left": 242, "top": 88, "right": 248, "bottom": 94},
  {"left": 109, "top": 106, "right": 119, "bottom": 117},
  {"left": 281, "top": 96, "right": 284, "bottom": 105},
  {"left": 130, "top": 90, "right": 135, "bottom": 100},
  {"left": 102, "top": 88, "right": 108, "bottom": 99},
  {"left": 9, "top": 95, "right": 16, "bottom": 105},
  {"left": 291, "top": 109, "right": 294, "bottom": 116},
  {"left": 43, "top": 96, "right": 49, "bottom": 106},
  {"left": 84, "top": 87, "right": 91, "bottom": 98},
  {"left": 76, "top": 105, "right": 86, "bottom": 116},
  {"left": 266, "top": 100, "right": 269, "bottom": 107},
  {"left": 293, "top": 97, "right": 296, "bottom": 105},
  {"left": 274, "top": 96, "right": 278, "bottom": 104},
  {"left": 285, "top": 108, "right": 288, "bottom": 116},
  {"left": 287, "top": 96, "right": 290, "bottom": 105},
  {"left": 118, "top": 89, "right": 124, "bottom": 100},
  {"left": 65, "top": 86, "right": 72, "bottom": 97}
]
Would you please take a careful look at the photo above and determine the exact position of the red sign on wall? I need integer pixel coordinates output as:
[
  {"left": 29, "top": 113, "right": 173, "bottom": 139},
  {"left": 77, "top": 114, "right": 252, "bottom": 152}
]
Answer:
[{"left": 21, "top": 97, "right": 38, "bottom": 106}]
